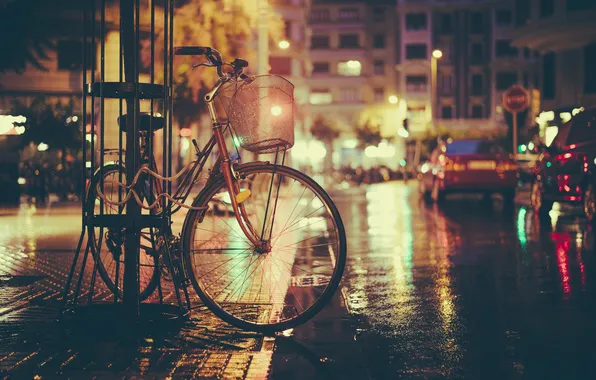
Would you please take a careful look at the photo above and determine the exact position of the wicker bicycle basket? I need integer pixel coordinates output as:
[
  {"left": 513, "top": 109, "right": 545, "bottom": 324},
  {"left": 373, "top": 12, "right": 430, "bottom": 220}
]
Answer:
[{"left": 217, "top": 75, "right": 295, "bottom": 154}]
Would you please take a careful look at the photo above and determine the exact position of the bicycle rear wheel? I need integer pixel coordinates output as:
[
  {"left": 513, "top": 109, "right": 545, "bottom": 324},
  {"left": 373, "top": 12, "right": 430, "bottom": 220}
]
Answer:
[
  {"left": 87, "top": 164, "right": 160, "bottom": 301},
  {"left": 181, "top": 163, "right": 346, "bottom": 333}
]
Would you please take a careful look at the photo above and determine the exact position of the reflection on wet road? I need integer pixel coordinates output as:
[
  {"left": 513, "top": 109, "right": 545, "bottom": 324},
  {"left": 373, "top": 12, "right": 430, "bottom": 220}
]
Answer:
[
  {"left": 327, "top": 181, "right": 596, "bottom": 379},
  {"left": 3, "top": 181, "right": 596, "bottom": 379}
]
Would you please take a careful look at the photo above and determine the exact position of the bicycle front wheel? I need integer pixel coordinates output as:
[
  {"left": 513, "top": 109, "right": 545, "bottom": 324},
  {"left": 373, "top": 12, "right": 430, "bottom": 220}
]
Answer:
[{"left": 181, "top": 163, "right": 347, "bottom": 333}]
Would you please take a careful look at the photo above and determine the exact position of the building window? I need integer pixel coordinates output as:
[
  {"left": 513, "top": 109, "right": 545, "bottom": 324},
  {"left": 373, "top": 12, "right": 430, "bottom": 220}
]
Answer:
[
  {"left": 339, "top": 34, "right": 359, "bottom": 49},
  {"left": 440, "top": 13, "right": 452, "bottom": 34},
  {"left": 309, "top": 90, "right": 332, "bottom": 105},
  {"left": 495, "top": 40, "right": 518, "bottom": 57},
  {"left": 567, "top": 0, "right": 596, "bottom": 11},
  {"left": 471, "top": 43, "right": 483, "bottom": 64},
  {"left": 373, "top": 7, "right": 385, "bottom": 22},
  {"left": 441, "top": 106, "right": 453, "bottom": 119},
  {"left": 471, "top": 74, "right": 483, "bottom": 96},
  {"left": 311, "top": 9, "right": 330, "bottom": 22},
  {"left": 470, "top": 12, "right": 483, "bottom": 34},
  {"left": 471, "top": 105, "right": 483, "bottom": 118},
  {"left": 340, "top": 88, "right": 360, "bottom": 102},
  {"left": 543, "top": 53, "right": 556, "bottom": 99},
  {"left": 57, "top": 40, "right": 83, "bottom": 71},
  {"left": 408, "top": 106, "right": 427, "bottom": 123},
  {"left": 585, "top": 43, "right": 596, "bottom": 94},
  {"left": 339, "top": 8, "right": 359, "bottom": 21},
  {"left": 311, "top": 35, "right": 329, "bottom": 49},
  {"left": 337, "top": 60, "right": 362, "bottom": 76},
  {"left": 269, "top": 57, "right": 291, "bottom": 76},
  {"left": 439, "top": 73, "right": 453, "bottom": 95},
  {"left": 405, "top": 13, "right": 427, "bottom": 30},
  {"left": 406, "top": 75, "right": 428, "bottom": 92},
  {"left": 373, "top": 60, "right": 385, "bottom": 75},
  {"left": 373, "top": 34, "right": 386, "bottom": 49},
  {"left": 496, "top": 72, "right": 517, "bottom": 91},
  {"left": 374, "top": 88, "right": 385, "bottom": 103},
  {"left": 540, "top": 0, "right": 554, "bottom": 17},
  {"left": 405, "top": 43, "right": 427, "bottom": 59},
  {"left": 312, "top": 62, "right": 329, "bottom": 74},
  {"left": 495, "top": 9, "right": 512, "bottom": 26},
  {"left": 515, "top": 0, "right": 531, "bottom": 26}
]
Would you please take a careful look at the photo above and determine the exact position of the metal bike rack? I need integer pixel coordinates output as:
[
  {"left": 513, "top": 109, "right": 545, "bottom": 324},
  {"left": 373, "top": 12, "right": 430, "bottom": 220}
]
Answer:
[{"left": 60, "top": 0, "right": 189, "bottom": 321}]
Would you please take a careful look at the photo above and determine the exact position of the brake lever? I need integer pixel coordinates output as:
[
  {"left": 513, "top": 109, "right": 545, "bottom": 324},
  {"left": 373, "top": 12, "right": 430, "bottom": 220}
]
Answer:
[{"left": 192, "top": 62, "right": 214, "bottom": 70}]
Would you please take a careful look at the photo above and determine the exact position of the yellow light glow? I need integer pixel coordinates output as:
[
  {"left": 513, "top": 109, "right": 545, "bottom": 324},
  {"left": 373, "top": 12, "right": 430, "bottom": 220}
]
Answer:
[
  {"left": 347, "top": 60, "right": 361, "bottom": 69},
  {"left": 279, "top": 40, "right": 290, "bottom": 49},
  {"left": 271, "top": 105, "right": 282, "bottom": 116},
  {"left": 37, "top": 142, "right": 49, "bottom": 152},
  {"left": 432, "top": 49, "right": 443, "bottom": 59},
  {"left": 388, "top": 95, "right": 398, "bottom": 104}
]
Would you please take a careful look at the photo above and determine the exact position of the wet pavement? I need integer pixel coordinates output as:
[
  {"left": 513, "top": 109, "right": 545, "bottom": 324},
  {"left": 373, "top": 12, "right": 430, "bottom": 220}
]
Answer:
[{"left": 2, "top": 181, "right": 596, "bottom": 379}]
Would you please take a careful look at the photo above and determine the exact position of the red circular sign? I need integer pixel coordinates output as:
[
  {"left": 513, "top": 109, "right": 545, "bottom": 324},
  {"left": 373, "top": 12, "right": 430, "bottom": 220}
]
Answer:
[{"left": 502, "top": 85, "right": 529, "bottom": 113}]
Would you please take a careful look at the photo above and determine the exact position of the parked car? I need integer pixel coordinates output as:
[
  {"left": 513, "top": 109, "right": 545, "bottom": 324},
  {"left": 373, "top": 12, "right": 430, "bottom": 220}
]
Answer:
[
  {"left": 530, "top": 108, "right": 596, "bottom": 225},
  {"left": 418, "top": 139, "right": 518, "bottom": 208}
]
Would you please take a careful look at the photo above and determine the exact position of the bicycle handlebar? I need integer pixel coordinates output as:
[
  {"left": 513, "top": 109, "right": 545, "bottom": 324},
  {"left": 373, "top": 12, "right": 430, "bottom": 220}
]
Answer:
[{"left": 175, "top": 46, "right": 247, "bottom": 79}]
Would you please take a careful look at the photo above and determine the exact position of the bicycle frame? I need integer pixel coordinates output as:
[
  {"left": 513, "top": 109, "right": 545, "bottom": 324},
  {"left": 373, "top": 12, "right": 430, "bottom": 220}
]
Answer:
[
  {"left": 203, "top": 77, "right": 265, "bottom": 249},
  {"left": 132, "top": 75, "right": 265, "bottom": 249}
]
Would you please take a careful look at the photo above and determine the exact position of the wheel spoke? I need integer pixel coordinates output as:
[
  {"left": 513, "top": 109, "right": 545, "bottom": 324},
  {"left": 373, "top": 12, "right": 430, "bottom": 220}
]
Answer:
[{"left": 185, "top": 165, "right": 345, "bottom": 332}]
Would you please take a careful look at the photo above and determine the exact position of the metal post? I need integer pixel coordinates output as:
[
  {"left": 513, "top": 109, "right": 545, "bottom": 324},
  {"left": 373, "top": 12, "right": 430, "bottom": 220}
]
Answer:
[
  {"left": 430, "top": 56, "right": 438, "bottom": 131},
  {"left": 257, "top": 0, "right": 269, "bottom": 76},
  {"left": 513, "top": 111, "right": 518, "bottom": 160},
  {"left": 120, "top": 0, "right": 140, "bottom": 319}
]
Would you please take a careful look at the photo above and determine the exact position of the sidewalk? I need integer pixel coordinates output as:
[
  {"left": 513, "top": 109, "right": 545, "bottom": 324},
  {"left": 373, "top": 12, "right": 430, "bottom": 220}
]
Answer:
[{"left": 0, "top": 202, "right": 274, "bottom": 379}]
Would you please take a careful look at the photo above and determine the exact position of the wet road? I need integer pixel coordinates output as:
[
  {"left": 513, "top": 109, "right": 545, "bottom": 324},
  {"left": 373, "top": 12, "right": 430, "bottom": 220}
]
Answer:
[
  {"left": 277, "top": 181, "right": 596, "bottom": 380},
  {"left": 2, "top": 181, "right": 596, "bottom": 379}
]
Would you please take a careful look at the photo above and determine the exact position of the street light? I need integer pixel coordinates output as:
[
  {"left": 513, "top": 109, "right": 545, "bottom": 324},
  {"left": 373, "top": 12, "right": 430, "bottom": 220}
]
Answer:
[
  {"left": 430, "top": 49, "right": 443, "bottom": 131},
  {"left": 278, "top": 40, "right": 290, "bottom": 49},
  {"left": 388, "top": 95, "right": 398, "bottom": 104}
]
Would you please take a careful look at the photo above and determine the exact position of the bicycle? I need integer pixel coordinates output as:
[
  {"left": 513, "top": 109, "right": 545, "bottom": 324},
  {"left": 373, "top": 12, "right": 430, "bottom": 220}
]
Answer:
[{"left": 87, "top": 46, "right": 347, "bottom": 333}]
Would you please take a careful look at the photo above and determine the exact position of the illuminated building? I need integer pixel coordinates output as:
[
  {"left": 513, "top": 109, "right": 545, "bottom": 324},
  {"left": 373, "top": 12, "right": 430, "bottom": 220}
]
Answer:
[
  {"left": 511, "top": 0, "right": 596, "bottom": 143},
  {"left": 308, "top": 0, "right": 402, "bottom": 169}
]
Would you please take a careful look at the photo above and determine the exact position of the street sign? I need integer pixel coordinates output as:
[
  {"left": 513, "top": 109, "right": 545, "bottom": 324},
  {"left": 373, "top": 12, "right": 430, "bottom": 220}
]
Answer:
[
  {"left": 502, "top": 85, "right": 530, "bottom": 160},
  {"left": 502, "top": 85, "right": 530, "bottom": 113}
]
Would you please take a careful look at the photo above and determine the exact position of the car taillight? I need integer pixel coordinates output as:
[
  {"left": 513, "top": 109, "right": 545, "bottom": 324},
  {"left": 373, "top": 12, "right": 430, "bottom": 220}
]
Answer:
[
  {"left": 554, "top": 152, "right": 587, "bottom": 173},
  {"left": 496, "top": 161, "right": 516, "bottom": 172}
]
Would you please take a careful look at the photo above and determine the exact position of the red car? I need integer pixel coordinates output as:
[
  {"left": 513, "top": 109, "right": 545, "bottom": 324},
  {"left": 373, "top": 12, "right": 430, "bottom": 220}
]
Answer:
[{"left": 418, "top": 139, "right": 518, "bottom": 207}]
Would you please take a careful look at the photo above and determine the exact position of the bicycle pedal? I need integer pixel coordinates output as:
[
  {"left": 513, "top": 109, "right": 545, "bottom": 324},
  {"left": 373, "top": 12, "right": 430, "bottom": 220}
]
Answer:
[{"left": 236, "top": 189, "right": 251, "bottom": 204}]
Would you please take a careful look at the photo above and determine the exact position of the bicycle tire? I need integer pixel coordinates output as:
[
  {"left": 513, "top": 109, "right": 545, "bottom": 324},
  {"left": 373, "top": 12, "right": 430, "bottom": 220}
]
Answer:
[
  {"left": 181, "top": 162, "right": 347, "bottom": 333},
  {"left": 87, "top": 164, "right": 160, "bottom": 301}
]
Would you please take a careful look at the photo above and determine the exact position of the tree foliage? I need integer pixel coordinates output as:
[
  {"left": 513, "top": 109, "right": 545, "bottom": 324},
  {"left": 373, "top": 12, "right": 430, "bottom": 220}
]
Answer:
[
  {"left": 144, "top": 0, "right": 284, "bottom": 127},
  {"left": 13, "top": 97, "right": 81, "bottom": 153},
  {"left": 310, "top": 115, "right": 339, "bottom": 142},
  {"left": 355, "top": 120, "right": 382, "bottom": 148},
  {"left": 0, "top": 0, "right": 55, "bottom": 73}
]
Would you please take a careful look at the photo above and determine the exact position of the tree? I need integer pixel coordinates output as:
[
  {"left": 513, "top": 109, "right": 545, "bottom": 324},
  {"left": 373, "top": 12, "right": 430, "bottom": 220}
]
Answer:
[
  {"left": 14, "top": 96, "right": 81, "bottom": 169},
  {"left": 355, "top": 120, "right": 382, "bottom": 148},
  {"left": 0, "top": 0, "right": 86, "bottom": 73},
  {"left": 310, "top": 115, "right": 339, "bottom": 173},
  {"left": 144, "top": 0, "right": 284, "bottom": 131}
]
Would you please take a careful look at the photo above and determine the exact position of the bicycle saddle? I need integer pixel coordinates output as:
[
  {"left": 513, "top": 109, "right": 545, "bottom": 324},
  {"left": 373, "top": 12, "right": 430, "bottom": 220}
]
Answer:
[{"left": 117, "top": 113, "right": 164, "bottom": 133}]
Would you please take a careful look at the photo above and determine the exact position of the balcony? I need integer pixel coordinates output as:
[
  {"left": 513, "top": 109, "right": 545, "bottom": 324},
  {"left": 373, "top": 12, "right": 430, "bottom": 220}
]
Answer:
[
  {"left": 405, "top": 84, "right": 428, "bottom": 93},
  {"left": 397, "top": 0, "right": 500, "bottom": 10},
  {"left": 511, "top": 8, "right": 596, "bottom": 51},
  {"left": 310, "top": 48, "right": 368, "bottom": 60}
]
